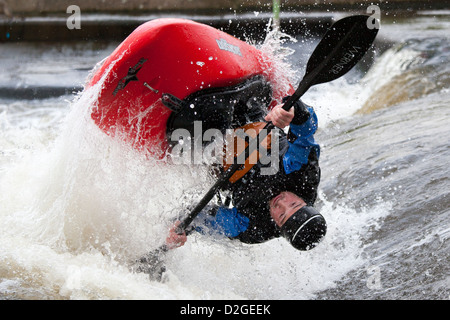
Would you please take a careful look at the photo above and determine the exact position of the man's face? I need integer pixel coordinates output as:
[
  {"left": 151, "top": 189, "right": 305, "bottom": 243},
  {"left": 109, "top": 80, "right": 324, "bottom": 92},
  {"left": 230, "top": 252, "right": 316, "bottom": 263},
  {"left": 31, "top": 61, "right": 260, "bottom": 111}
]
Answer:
[{"left": 269, "top": 191, "right": 306, "bottom": 227}]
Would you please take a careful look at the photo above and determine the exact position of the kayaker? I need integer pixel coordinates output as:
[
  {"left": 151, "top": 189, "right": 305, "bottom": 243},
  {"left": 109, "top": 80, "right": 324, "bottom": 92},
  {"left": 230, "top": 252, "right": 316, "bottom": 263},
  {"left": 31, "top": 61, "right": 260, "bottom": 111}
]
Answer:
[
  {"left": 166, "top": 96, "right": 326, "bottom": 251},
  {"left": 86, "top": 18, "right": 326, "bottom": 251}
]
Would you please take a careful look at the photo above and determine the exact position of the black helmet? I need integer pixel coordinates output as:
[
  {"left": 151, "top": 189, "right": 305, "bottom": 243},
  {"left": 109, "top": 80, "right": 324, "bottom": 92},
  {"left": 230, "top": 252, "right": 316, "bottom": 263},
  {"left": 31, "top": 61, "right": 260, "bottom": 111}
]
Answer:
[{"left": 280, "top": 206, "right": 327, "bottom": 251}]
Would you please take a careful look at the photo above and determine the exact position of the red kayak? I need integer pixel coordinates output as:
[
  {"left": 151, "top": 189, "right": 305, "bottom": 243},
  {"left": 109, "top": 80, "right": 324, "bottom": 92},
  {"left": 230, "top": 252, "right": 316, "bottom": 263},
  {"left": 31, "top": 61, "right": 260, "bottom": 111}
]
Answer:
[{"left": 87, "top": 18, "right": 293, "bottom": 159}]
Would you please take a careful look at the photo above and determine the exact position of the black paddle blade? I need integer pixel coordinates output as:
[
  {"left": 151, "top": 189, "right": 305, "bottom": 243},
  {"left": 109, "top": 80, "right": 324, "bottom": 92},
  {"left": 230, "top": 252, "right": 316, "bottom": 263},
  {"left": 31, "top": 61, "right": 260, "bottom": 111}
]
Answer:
[{"left": 305, "top": 15, "right": 379, "bottom": 86}]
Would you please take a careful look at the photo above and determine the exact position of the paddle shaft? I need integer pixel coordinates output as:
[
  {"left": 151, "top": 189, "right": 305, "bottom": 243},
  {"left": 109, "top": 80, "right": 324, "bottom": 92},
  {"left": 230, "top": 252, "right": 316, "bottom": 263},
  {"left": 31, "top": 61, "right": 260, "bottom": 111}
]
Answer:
[{"left": 175, "top": 161, "right": 243, "bottom": 233}]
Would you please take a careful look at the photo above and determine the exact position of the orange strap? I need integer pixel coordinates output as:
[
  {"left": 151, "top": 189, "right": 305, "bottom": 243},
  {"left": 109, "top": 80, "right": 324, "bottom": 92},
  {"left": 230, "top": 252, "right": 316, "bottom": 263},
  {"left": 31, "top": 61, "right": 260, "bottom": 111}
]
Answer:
[{"left": 222, "top": 122, "right": 272, "bottom": 183}]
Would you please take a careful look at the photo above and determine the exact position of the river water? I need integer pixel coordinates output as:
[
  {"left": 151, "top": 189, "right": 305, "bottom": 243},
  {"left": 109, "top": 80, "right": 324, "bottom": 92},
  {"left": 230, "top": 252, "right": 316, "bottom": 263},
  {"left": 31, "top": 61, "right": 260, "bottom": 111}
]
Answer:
[{"left": 0, "top": 10, "right": 448, "bottom": 300}]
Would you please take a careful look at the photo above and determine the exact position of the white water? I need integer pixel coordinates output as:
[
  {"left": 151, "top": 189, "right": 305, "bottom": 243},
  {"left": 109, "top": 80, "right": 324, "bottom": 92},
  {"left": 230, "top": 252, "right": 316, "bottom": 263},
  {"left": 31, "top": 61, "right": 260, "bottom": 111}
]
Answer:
[{"left": 1, "top": 12, "right": 448, "bottom": 300}]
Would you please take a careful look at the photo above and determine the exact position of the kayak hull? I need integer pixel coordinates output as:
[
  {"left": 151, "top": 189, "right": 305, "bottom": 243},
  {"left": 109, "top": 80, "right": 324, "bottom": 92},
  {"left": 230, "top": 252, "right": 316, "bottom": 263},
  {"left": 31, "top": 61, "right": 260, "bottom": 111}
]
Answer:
[{"left": 87, "top": 18, "right": 292, "bottom": 158}]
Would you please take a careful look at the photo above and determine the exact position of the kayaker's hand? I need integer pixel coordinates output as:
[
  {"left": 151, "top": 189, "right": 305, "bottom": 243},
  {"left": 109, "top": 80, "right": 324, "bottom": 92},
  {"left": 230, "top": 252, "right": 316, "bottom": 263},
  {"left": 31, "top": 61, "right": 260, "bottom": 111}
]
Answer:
[
  {"left": 265, "top": 104, "right": 295, "bottom": 128},
  {"left": 165, "top": 221, "right": 187, "bottom": 249}
]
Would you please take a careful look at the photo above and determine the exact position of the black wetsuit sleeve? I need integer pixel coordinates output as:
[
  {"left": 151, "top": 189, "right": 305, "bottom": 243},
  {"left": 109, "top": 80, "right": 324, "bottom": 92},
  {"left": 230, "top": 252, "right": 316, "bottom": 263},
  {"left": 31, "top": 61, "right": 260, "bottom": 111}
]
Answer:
[{"left": 234, "top": 219, "right": 280, "bottom": 244}]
